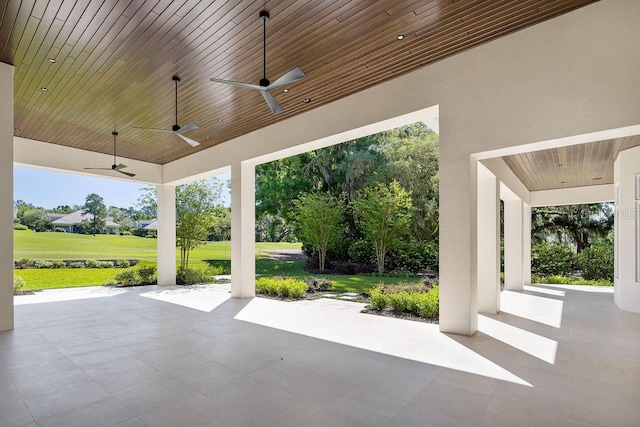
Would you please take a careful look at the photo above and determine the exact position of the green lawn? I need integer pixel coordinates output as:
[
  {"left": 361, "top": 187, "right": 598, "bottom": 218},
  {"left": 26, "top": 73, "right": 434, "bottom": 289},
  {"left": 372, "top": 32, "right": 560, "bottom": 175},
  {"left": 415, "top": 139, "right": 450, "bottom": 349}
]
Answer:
[{"left": 13, "top": 231, "right": 418, "bottom": 293}]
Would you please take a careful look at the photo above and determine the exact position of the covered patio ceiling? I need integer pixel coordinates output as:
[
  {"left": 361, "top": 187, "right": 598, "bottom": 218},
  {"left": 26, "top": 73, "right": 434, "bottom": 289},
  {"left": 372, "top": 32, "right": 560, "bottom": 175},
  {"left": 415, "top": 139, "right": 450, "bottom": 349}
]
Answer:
[
  {"left": 1, "top": 0, "right": 594, "bottom": 165},
  {"left": 502, "top": 134, "right": 640, "bottom": 191}
]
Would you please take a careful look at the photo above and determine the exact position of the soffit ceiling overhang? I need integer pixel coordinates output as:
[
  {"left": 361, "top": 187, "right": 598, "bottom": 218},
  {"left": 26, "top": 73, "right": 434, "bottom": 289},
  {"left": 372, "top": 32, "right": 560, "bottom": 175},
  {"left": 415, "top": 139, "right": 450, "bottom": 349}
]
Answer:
[{"left": 1, "top": 0, "right": 595, "bottom": 165}]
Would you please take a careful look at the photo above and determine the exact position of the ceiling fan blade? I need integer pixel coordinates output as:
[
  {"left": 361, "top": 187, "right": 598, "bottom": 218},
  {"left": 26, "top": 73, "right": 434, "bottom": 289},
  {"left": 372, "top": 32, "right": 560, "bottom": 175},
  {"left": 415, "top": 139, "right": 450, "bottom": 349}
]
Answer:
[
  {"left": 177, "top": 121, "right": 199, "bottom": 134},
  {"left": 133, "top": 126, "right": 173, "bottom": 133},
  {"left": 261, "top": 90, "right": 283, "bottom": 115},
  {"left": 268, "top": 67, "right": 307, "bottom": 90},
  {"left": 84, "top": 167, "right": 112, "bottom": 171},
  {"left": 210, "top": 78, "right": 264, "bottom": 91},
  {"left": 117, "top": 170, "right": 136, "bottom": 177},
  {"left": 176, "top": 133, "right": 200, "bottom": 147},
  {"left": 114, "top": 163, "right": 128, "bottom": 170}
]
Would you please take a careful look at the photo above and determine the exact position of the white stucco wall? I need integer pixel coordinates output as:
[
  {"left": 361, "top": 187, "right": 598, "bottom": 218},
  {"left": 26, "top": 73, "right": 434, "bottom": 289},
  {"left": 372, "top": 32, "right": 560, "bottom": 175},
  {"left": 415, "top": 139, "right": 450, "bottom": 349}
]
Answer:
[{"left": 614, "top": 146, "right": 640, "bottom": 313}]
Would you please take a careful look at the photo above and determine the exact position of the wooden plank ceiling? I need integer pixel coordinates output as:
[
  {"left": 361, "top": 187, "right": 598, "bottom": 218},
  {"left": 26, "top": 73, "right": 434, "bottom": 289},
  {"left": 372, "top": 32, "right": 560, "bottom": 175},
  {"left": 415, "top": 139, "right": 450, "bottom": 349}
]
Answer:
[
  {"left": 1, "top": 0, "right": 595, "bottom": 164},
  {"left": 502, "top": 135, "right": 640, "bottom": 191}
]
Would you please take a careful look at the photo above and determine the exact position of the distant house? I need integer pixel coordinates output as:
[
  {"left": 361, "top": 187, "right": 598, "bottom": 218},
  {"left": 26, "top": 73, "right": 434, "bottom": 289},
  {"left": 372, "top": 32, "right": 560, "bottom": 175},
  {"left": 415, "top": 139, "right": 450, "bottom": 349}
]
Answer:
[
  {"left": 135, "top": 219, "right": 156, "bottom": 230},
  {"left": 47, "top": 210, "right": 120, "bottom": 234},
  {"left": 143, "top": 219, "right": 158, "bottom": 231}
]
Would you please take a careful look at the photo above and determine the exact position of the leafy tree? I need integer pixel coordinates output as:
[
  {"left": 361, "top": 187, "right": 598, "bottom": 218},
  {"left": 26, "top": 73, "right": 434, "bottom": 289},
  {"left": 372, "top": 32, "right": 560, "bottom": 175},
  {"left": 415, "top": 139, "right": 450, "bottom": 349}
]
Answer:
[
  {"left": 532, "top": 203, "right": 613, "bottom": 252},
  {"left": 353, "top": 181, "right": 412, "bottom": 274},
  {"left": 176, "top": 179, "right": 223, "bottom": 270},
  {"left": 19, "top": 208, "right": 51, "bottom": 231},
  {"left": 136, "top": 186, "right": 158, "bottom": 218},
  {"left": 51, "top": 205, "right": 73, "bottom": 214},
  {"left": 83, "top": 193, "right": 107, "bottom": 236},
  {"left": 293, "top": 193, "right": 346, "bottom": 272},
  {"left": 255, "top": 214, "right": 292, "bottom": 243},
  {"left": 209, "top": 206, "right": 231, "bottom": 241}
]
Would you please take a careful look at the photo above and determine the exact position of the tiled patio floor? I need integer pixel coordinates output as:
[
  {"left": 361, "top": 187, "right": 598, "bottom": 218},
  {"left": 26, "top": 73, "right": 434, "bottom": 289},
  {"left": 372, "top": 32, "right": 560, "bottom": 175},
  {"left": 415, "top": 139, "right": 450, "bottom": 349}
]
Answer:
[{"left": 1, "top": 283, "right": 639, "bottom": 426}]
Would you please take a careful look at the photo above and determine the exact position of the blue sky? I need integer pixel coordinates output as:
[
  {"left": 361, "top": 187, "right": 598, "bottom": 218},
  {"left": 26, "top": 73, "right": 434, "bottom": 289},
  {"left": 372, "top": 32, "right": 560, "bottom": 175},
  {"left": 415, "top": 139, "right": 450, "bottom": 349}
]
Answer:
[{"left": 14, "top": 166, "right": 231, "bottom": 209}]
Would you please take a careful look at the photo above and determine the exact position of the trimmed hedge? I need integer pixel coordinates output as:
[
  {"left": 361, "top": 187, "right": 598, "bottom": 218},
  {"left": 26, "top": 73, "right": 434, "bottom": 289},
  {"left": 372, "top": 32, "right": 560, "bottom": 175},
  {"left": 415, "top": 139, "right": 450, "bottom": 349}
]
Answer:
[
  {"left": 256, "top": 277, "right": 307, "bottom": 299},
  {"left": 368, "top": 283, "right": 439, "bottom": 318}
]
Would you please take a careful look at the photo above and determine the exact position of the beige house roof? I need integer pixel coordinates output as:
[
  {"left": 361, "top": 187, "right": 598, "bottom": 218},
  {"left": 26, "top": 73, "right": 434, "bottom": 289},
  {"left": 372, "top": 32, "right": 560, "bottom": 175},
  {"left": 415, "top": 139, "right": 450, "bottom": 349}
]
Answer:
[{"left": 49, "top": 210, "right": 120, "bottom": 228}]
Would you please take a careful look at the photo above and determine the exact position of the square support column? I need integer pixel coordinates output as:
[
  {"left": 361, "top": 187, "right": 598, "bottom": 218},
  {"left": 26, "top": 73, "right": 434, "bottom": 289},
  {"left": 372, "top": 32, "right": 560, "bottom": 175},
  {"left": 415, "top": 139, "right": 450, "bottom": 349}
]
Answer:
[
  {"left": 157, "top": 184, "right": 176, "bottom": 286},
  {"left": 477, "top": 165, "right": 500, "bottom": 314},
  {"left": 504, "top": 199, "right": 524, "bottom": 291},
  {"left": 439, "top": 152, "right": 478, "bottom": 335},
  {"left": 0, "top": 63, "right": 13, "bottom": 331},
  {"left": 231, "top": 161, "right": 256, "bottom": 298},
  {"left": 522, "top": 203, "right": 532, "bottom": 286}
]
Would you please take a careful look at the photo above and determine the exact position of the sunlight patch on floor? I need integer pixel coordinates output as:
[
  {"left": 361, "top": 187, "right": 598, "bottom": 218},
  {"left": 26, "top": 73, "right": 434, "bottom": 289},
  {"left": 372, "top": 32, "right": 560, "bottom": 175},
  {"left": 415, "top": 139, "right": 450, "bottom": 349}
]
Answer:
[
  {"left": 140, "top": 284, "right": 231, "bottom": 312},
  {"left": 234, "top": 297, "right": 531, "bottom": 386},
  {"left": 14, "top": 286, "right": 129, "bottom": 305},
  {"left": 501, "top": 290, "right": 564, "bottom": 328}
]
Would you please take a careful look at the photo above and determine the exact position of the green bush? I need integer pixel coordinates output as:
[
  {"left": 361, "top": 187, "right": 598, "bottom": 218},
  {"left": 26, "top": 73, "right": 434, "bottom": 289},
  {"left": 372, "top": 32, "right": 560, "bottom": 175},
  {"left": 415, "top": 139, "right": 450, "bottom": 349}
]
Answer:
[
  {"left": 97, "top": 261, "right": 114, "bottom": 268},
  {"left": 52, "top": 260, "right": 66, "bottom": 269},
  {"left": 177, "top": 268, "right": 208, "bottom": 285},
  {"left": 13, "top": 274, "right": 25, "bottom": 293},
  {"left": 532, "top": 275, "right": 612, "bottom": 287},
  {"left": 137, "top": 265, "right": 157, "bottom": 284},
  {"left": 13, "top": 223, "right": 29, "bottom": 230},
  {"left": 577, "top": 241, "right": 613, "bottom": 281},
  {"left": 116, "top": 259, "right": 131, "bottom": 268},
  {"left": 348, "top": 240, "right": 376, "bottom": 265},
  {"left": 113, "top": 270, "right": 138, "bottom": 286},
  {"left": 386, "top": 242, "right": 439, "bottom": 273},
  {"left": 531, "top": 243, "right": 575, "bottom": 276},
  {"left": 85, "top": 259, "right": 99, "bottom": 268},
  {"left": 255, "top": 277, "right": 307, "bottom": 299},
  {"left": 206, "top": 265, "right": 226, "bottom": 276},
  {"left": 17, "top": 258, "right": 35, "bottom": 269},
  {"left": 69, "top": 261, "right": 85, "bottom": 268},
  {"left": 54, "top": 228, "right": 66, "bottom": 232},
  {"left": 120, "top": 231, "right": 132, "bottom": 236},
  {"left": 366, "top": 283, "right": 439, "bottom": 319},
  {"left": 35, "top": 260, "right": 53, "bottom": 269}
]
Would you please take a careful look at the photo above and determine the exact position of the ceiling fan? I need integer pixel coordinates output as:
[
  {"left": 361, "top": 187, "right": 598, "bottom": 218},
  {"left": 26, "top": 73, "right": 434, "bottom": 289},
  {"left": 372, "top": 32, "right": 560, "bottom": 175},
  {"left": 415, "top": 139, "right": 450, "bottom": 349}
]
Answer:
[
  {"left": 134, "top": 76, "right": 200, "bottom": 147},
  {"left": 210, "top": 10, "right": 307, "bottom": 115},
  {"left": 84, "top": 131, "right": 136, "bottom": 177}
]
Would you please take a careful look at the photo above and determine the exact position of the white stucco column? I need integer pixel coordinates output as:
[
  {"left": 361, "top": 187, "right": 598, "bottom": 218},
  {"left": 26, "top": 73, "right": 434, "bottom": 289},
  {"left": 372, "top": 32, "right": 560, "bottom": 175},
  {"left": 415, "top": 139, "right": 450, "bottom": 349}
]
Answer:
[
  {"left": 439, "top": 152, "right": 478, "bottom": 335},
  {"left": 504, "top": 198, "right": 524, "bottom": 291},
  {"left": 157, "top": 184, "right": 176, "bottom": 286},
  {"left": 0, "top": 63, "right": 13, "bottom": 331},
  {"left": 231, "top": 161, "right": 255, "bottom": 298},
  {"left": 614, "top": 146, "right": 640, "bottom": 313},
  {"left": 477, "top": 165, "right": 500, "bottom": 314},
  {"left": 522, "top": 203, "right": 532, "bottom": 285}
]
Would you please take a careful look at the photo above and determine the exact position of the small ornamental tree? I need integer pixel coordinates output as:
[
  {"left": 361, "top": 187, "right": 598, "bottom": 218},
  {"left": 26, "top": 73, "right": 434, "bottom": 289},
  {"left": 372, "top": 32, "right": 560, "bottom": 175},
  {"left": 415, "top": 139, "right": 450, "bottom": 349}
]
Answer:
[
  {"left": 294, "top": 193, "right": 345, "bottom": 272},
  {"left": 353, "top": 181, "right": 412, "bottom": 274}
]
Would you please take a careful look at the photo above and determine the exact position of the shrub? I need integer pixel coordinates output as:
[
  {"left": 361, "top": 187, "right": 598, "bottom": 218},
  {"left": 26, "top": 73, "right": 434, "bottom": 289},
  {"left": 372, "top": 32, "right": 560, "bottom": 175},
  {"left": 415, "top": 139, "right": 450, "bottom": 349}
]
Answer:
[
  {"left": 532, "top": 275, "right": 612, "bottom": 287},
  {"left": 34, "top": 260, "right": 53, "bottom": 269},
  {"left": 177, "top": 268, "right": 208, "bottom": 285},
  {"left": 113, "top": 270, "right": 138, "bottom": 286},
  {"left": 577, "top": 241, "right": 613, "bottom": 281},
  {"left": 54, "top": 228, "right": 66, "bottom": 232},
  {"left": 303, "top": 277, "right": 333, "bottom": 293},
  {"left": 388, "top": 291, "right": 410, "bottom": 312},
  {"left": 69, "top": 261, "right": 85, "bottom": 268},
  {"left": 52, "top": 260, "right": 66, "bottom": 269},
  {"left": 369, "top": 287, "right": 387, "bottom": 310},
  {"left": 531, "top": 243, "right": 575, "bottom": 276},
  {"left": 384, "top": 242, "right": 439, "bottom": 273},
  {"left": 17, "top": 258, "right": 35, "bottom": 269},
  {"left": 85, "top": 259, "right": 99, "bottom": 268},
  {"left": 415, "top": 286, "right": 439, "bottom": 318},
  {"left": 348, "top": 240, "right": 376, "bottom": 265},
  {"left": 206, "top": 265, "right": 227, "bottom": 276},
  {"left": 116, "top": 259, "right": 131, "bottom": 268},
  {"left": 13, "top": 274, "right": 25, "bottom": 293},
  {"left": 13, "top": 223, "right": 29, "bottom": 230},
  {"left": 97, "top": 261, "right": 114, "bottom": 268},
  {"left": 120, "top": 231, "right": 132, "bottom": 236},
  {"left": 137, "top": 265, "right": 157, "bottom": 284},
  {"left": 255, "top": 277, "right": 307, "bottom": 299}
]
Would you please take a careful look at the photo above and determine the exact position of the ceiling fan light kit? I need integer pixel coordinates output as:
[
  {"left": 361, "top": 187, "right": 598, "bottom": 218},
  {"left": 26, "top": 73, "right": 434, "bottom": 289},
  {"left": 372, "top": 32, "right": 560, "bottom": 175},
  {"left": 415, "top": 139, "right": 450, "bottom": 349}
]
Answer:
[{"left": 210, "top": 10, "right": 307, "bottom": 115}]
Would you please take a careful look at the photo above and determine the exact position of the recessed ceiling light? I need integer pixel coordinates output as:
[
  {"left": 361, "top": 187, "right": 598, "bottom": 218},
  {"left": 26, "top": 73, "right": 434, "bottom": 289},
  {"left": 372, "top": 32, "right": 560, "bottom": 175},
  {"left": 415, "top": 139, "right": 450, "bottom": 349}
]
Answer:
[
  {"left": 303, "top": 98, "right": 311, "bottom": 104},
  {"left": 283, "top": 88, "right": 289, "bottom": 93},
  {"left": 206, "top": 136, "right": 211, "bottom": 139},
  {"left": 560, "top": 181, "right": 566, "bottom": 184},
  {"left": 592, "top": 177, "right": 603, "bottom": 180},
  {"left": 40, "top": 87, "right": 48, "bottom": 91},
  {"left": 48, "top": 58, "right": 56, "bottom": 63},
  {"left": 397, "top": 34, "right": 405, "bottom": 40},
  {"left": 14, "top": 128, "right": 21, "bottom": 132},
  {"left": 217, "top": 119, "right": 223, "bottom": 122}
]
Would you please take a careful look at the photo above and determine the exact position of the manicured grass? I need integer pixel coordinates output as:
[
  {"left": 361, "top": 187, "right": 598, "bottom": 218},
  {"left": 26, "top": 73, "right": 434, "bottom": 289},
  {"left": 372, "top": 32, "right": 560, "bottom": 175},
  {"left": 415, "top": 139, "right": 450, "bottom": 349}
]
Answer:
[{"left": 15, "top": 268, "right": 127, "bottom": 291}]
